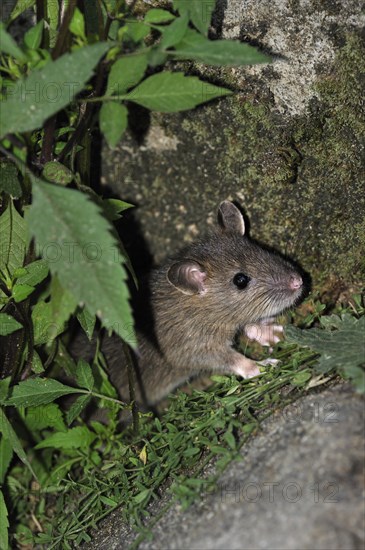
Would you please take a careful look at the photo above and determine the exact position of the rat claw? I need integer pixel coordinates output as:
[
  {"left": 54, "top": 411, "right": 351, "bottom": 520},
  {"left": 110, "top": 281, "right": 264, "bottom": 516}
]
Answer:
[{"left": 257, "top": 358, "right": 280, "bottom": 367}]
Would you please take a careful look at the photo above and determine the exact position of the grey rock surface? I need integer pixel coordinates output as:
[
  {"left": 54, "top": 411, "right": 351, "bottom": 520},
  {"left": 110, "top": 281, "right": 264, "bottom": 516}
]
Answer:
[
  {"left": 222, "top": 0, "right": 365, "bottom": 115},
  {"left": 89, "top": 383, "right": 365, "bottom": 549},
  {"left": 103, "top": 0, "right": 365, "bottom": 284}
]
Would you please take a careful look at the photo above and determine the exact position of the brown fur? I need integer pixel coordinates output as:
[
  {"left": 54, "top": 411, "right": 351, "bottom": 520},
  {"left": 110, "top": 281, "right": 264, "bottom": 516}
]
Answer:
[{"left": 72, "top": 202, "right": 305, "bottom": 407}]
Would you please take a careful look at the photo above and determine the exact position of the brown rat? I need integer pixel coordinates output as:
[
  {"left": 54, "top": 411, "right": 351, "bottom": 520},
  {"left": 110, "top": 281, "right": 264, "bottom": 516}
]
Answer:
[{"left": 76, "top": 201, "right": 305, "bottom": 408}]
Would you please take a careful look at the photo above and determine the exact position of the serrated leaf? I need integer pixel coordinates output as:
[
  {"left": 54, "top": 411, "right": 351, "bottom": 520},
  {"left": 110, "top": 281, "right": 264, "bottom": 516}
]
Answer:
[
  {"left": 103, "top": 199, "right": 134, "bottom": 221},
  {"left": 24, "top": 20, "right": 44, "bottom": 50},
  {"left": 25, "top": 403, "right": 66, "bottom": 432},
  {"left": 0, "top": 407, "right": 36, "bottom": 478},
  {"left": 0, "top": 489, "right": 9, "bottom": 550},
  {"left": 66, "top": 394, "right": 91, "bottom": 426},
  {"left": 0, "top": 42, "right": 110, "bottom": 138},
  {"left": 125, "top": 71, "right": 231, "bottom": 112},
  {"left": 6, "top": 378, "right": 81, "bottom": 407},
  {"left": 12, "top": 283, "right": 34, "bottom": 302},
  {"left": 8, "top": 0, "right": 36, "bottom": 23},
  {"left": 76, "top": 359, "right": 94, "bottom": 391},
  {"left": 77, "top": 308, "right": 96, "bottom": 341},
  {"left": 27, "top": 178, "right": 135, "bottom": 347},
  {"left": 35, "top": 426, "right": 96, "bottom": 449},
  {"left": 285, "top": 315, "right": 365, "bottom": 381},
  {"left": 100, "top": 102, "right": 128, "bottom": 148},
  {"left": 173, "top": 29, "right": 270, "bottom": 66},
  {"left": 106, "top": 54, "right": 148, "bottom": 95},
  {"left": 16, "top": 259, "right": 49, "bottom": 287},
  {"left": 0, "top": 160, "right": 22, "bottom": 197},
  {"left": 145, "top": 9, "right": 175, "bottom": 23},
  {"left": 0, "top": 201, "right": 26, "bottom": 277},
  {"left": 173, "top": 0, "right": 216, "bottom": 35},
  {"left": 46, "top": 0, "right": 60, "bottom": 48},
  {"left": 0, "top": 22, "right": 26, "bottom": 60},
  {"left": 0, "top": 314, "right": 23, "bottom": 336},
  {"left": 160, "top": 13, "right": 189, "bottom": 49}
]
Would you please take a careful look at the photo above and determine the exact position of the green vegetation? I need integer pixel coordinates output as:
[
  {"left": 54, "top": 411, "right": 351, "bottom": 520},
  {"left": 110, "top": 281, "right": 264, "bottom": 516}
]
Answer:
[
  {"left": 0, "top": 1, "right": 364, "bottom": 548},
  {"left": 2, "top": 294, "right": 363, "bottom": 548}
]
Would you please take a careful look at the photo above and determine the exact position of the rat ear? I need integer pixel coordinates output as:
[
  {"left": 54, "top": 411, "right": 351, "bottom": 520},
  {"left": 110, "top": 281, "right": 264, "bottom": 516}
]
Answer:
[
  {"left": 218, "top": 201, "right": 246, "bottom": 236},
  {"left": 167, "top": 260, "right": 207, "bottom": 295}
]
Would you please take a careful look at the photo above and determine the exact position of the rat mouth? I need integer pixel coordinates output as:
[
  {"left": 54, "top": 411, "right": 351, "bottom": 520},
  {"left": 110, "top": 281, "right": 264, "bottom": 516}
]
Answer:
[{"left": 258, "top": 286, "right": 305, "bottom": 319}]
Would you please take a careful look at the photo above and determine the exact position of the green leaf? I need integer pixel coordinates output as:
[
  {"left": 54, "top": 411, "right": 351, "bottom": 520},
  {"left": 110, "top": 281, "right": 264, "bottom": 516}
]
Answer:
[
  {"left": 147, "top": 48, "right": 168, "bottom": 68},
  {"left": 173, "top": 29, "right": 271, "bottom": 66},
  {"left": 160, "top": 13, "right": 189, "bottom": 49},
  {"left": 66, "top": 394, "right": 91, "bottom": 426},
  {"left": 0, "top": 435, "right": 13, "bottom": 484},
  {"left": 69, "top": 8, "right": 86, "bottom": 40},
  {"left": 48, "top": 276, "right": 78, "bottom": 342},
  {"left": 35, "top": 426, "right": 96, "bottom": 449},
  {"left": 32, "top": 300, "right": 67, "bottom": 345},
  {"left": 0, "top": 201, "right": 26, "bottom": 277},
  {"left": 77, "top": 308, "right": 96, "bottom": 341},
  {"left": 25, "top": 403, "right": 66, "bottom": 432},
  {"left": 145, "top": 9, "right": 176, "bottom": 24},
  {"left": 0, "top": 379, "right": 11, "bottom": 404},
  {"left": 341, "top": 365, "right": 365, "bottom": 393},
  {"left": 0, "top": 314, "right": 23, "bottom": 336},
  {"left": 6, "top": 378, "right": 81, "bottom": 407},
  {"left": 27, "top": 178, "right": 136, "bottom": 347},
  {"left": 106, "top": 53, "right": 148, "bottom": 95},
  {"left": 291, "top": 370, "right": 312, "bottom": 387},
  {"left": 0, "top": 489, "right": 9, "bottom": 550},
  {"left": 100, "top": 102, "right": 128, "bottom": 148},
  {"left": 0, "top": 407, "right": 36, "bottom": 478},
  {"left": 103, "top": 199, "right": 134, "bottom": 221},
  {"left": 46, "top": 0, "right": 60, "bottom": 48},
  {"left": 133, "top": 488, "right": 151, "bottom": 504},
  {"left": 124, "top": 71, "right": 232, "bottom": 112},
  {"left": 16, "top": 259, "right": 49, "bottom": 287},
  {"left": 76, "top": 359, "right": 94, "bottom": 391},
  {"left": 30, "top": 350, "right": 44, "bottom": 374},
  {"left": 0, "top": 42, "right": 110, "bottom": 138},
  {"left": 285, "top": 315, "right": 365, "bottom": 391},
  {"left": 43, "top": 161, "right": 74, "bottom": 185},
  {"left": 12, "top": 283, "right": 34, "bottom": 302},
  {"left": 173, "top": 0, "right": 216, "bottom": 35},
  {"left": 8, "top": 0, "right": 36, "bottom": 23},
  {"left": 0, "top": 159, "right": 22, "bottom": 197},
  {"left": 24, "top": 20, "right": 44, "bottom": 50},
  {"left": 122, "top": 20, "right": 150, "bottom": 43},
  {"left": 0, "top": 22, "right": 26, "bottom": 61}
]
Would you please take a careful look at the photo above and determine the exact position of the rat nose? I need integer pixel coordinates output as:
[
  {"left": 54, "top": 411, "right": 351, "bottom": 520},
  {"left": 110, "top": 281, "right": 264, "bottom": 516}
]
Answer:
[{"left": 289, "top": 274, "right": 303, "bottom": 290}]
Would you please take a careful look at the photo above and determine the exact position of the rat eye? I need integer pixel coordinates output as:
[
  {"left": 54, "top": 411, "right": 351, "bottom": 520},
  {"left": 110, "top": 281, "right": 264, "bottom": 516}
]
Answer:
[{"left": 233, "top": 272, "right": 250, "bottom": 289}]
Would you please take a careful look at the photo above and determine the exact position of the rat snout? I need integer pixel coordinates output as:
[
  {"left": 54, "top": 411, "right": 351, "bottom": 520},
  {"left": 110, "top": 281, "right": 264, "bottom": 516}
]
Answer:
[{"left": 289, "top": 274, "right": 303, "bottom": 290}]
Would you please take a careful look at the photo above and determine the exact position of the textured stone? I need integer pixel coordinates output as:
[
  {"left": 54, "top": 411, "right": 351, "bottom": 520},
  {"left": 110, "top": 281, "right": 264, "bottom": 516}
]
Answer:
[
  {"left": 103, "top": 1, "right": 365, "bottom": 286},
  {"left": 88, "top": 384, "right": 365, "bottom": 549}
]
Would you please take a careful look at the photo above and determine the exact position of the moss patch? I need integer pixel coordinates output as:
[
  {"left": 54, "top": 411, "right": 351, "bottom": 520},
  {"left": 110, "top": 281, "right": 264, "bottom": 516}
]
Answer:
[{"left": 104, "top": 33, "right": 365, "bottom": 287}]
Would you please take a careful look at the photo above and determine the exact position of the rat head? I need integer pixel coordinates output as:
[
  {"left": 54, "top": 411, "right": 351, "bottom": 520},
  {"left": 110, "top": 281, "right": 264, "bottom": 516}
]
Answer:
[{"left": 166, "top": 201, "right": 305, "bottom": 325}]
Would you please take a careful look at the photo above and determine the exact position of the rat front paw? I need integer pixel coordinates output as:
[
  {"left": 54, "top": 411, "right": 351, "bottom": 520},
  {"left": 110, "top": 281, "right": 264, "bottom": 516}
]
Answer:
[
  {"left": 244, "top": 321, "right": 283, "bottom": 347},
  {"left": 229, "top": 356, "right": 261, "bottom": 379}
]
